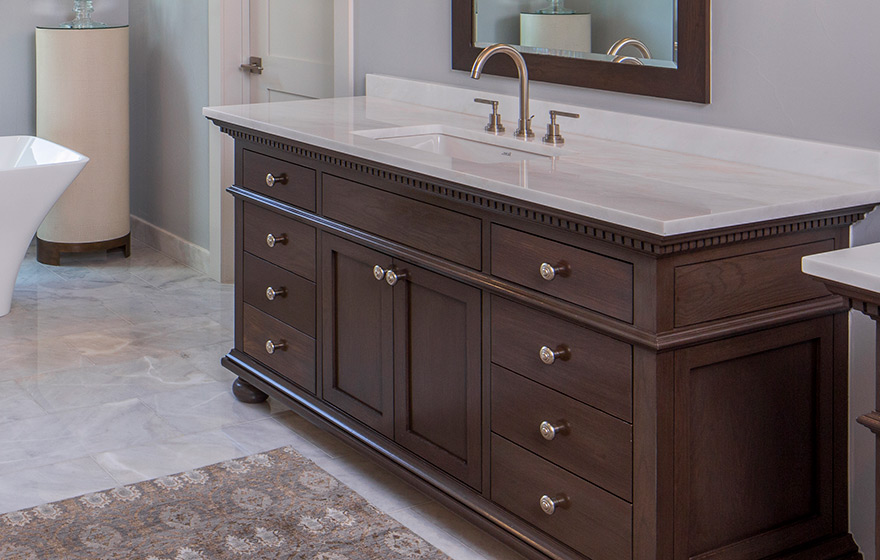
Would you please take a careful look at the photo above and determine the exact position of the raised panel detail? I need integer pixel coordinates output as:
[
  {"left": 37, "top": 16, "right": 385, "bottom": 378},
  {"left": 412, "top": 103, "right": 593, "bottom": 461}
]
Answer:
[
  {"left": 674, "top": 318, "right": 833, "bottom": 559},
  {"left": 394, "top": 263, "right": 482, "bottom": 490},
  {"left": 321, "top": 235, "right": 394, "bottom": 438}
]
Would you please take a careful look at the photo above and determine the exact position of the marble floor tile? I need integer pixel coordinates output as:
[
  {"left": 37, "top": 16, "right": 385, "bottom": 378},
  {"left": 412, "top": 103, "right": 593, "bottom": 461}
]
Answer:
[
  {"left": 139, "top": 381, "right": 276, "bottom": 434},
  {"left": 176, "top": 340, "right": 237, "bottom": 382},
  {"left": 60, "top": 316, "right": 232, "bottom": 366},
  {"left": 19, "top": 353, "right": 218, "bottom": 412},
  {"left": 55, "top": 398, "right": 183, "bottom": 454},
  {"left": 394, "top": 501, "right": 530, "bottom": 560},
  {"left": 0, "top": 414, "right": 87, "bottom": 476},
  {"left": 0, "top": 339, "right": 91, "bottom": 382},
  {"left": 0, "top": 457, "right": 118, "bottom": 514},
  {"left": 0, "top": 380, "right": 47, "bottom": 423},
  {"left": 310, "top": 451, "right": 434, "bottom": 515},
  {"left": 93, "top": 430, "right": 249, "bottom": 486},
  {"left": 271, "top": 409, "right": 362, "bottom": 460},
  {"left": 221, "top": 416, "right": 323, "bottom": 456}
]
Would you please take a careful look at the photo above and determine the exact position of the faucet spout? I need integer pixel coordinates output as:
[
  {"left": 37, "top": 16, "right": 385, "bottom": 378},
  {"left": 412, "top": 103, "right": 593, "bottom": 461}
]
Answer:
[{"left": 470, "top": 44, "right": 534, "bottom": 139}]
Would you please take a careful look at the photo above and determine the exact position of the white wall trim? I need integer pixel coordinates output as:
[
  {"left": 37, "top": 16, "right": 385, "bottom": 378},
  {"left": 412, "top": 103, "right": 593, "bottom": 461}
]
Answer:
[
  {"left": 208, "top": 0, "right": 354, "bottom": 284},
  {"left": 207, "top": 0, "right": 248, "bottom": 283},
  {"left": 334, "top": 0, "right": 355, "bottom": 97},
  {"left": 131, "top": 215, "right": 211, "bottom": 275}
]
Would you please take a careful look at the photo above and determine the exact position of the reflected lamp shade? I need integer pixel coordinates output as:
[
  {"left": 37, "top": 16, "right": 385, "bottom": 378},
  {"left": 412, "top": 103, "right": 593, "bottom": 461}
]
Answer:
[{"left": 520, "top": 13, "right": 592, "bottom": 53}]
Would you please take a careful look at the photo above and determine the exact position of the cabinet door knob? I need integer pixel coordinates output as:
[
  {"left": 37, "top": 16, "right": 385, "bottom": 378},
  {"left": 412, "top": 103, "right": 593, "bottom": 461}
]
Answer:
[
  {"left": 385, "top": 268, "right": 408, "bottom": 286},
  {"left": 265, "top": 339, "right": 287, "bottom": 354},
  {"left": 539, "top": 420, "right": 569, "bottom": 441},
  {"left": 265, "top": 286, "right": 287, "bottom": 301},
  {"left": 540, "top": 494, "right": 568, "bottom": 515},
  {"left": 266, "top": 233, "right": 287, "bottom": 248},
  {"left": 540, "top": 261, "right": 569, "bottom": 281},
  {"left": 265, "top": 172, "right": 288, "bottom": 187},
  {"left": 539, "top": 345, "right": 570, "bottom": 365},
  {"left": 373, "top": 265, "right": 387, "bottom": 281}
]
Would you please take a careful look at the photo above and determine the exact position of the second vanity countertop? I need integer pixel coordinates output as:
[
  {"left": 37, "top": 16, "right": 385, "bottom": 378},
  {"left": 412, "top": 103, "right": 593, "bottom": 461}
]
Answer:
[{"left": 204, "top": 96, "right": 880, "bottom": 237}]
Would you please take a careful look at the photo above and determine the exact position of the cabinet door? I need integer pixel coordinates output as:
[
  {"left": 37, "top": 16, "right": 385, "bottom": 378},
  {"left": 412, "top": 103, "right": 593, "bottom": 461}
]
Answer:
[
  {"left": 391, "top": 260, "right": 482, "bottom": 490},
  {"left": 321, "top": 235, "right": 394, "bottom": 438}
]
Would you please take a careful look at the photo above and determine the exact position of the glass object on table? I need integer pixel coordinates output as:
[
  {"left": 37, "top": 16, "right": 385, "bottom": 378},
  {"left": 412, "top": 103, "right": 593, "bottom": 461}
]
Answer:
[
  {"left": 59, "top": 0, "right": 107, "bottom": 29},
  {"left": 537, "top": 0, "right": 575, "bottom": 14}
]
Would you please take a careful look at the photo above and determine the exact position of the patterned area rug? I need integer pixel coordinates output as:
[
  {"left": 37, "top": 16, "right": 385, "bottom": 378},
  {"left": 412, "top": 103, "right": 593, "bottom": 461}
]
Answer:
[{"left": 0, "top": 446, "right": 450, "bottom": 559}]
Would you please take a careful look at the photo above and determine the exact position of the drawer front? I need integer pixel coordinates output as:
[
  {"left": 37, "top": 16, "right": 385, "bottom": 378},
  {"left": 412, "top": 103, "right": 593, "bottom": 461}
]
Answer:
[
  {"left": 242, "top": 149, "right": 316, "bottom": 211},
  {"left": 242, "top": 253, "right": 316, "bottom": 337},
  {"left": 491, "top": 297, "right": 633, "bottom": 422},
  {"left": 491, "top": 224, "right": 633, "bottom": 322},
  {"left": 491, "top": 365, "right": 632, "bottom": 501},
  {"left": 674, "top": 239, "right": 834, "bottom": 327},
  {"left": 242, "top": 305, "right": 316, "bottom": 394},
  {"left": 491, "top": 435, "right": 632, "bottom": 560},
  {"left": 322, "top": 174, "right": 482, "bottom": 269},
  {"left": 243, "top": 203, "right": 316, "bottom": 281}
]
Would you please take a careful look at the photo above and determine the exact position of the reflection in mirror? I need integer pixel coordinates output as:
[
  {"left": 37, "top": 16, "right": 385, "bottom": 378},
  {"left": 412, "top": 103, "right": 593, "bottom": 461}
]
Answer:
[{"left": 474, "top": 0, "right": 677, "bottom": 68}]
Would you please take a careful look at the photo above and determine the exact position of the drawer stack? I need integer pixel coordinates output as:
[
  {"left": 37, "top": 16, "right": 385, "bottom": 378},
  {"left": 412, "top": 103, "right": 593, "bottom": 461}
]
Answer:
[
  {"left": 489, "top": 225, "right": 635, "bottom": 560},
  {"left": 241, "top": 202, "right": 317, "bottom": 393}
]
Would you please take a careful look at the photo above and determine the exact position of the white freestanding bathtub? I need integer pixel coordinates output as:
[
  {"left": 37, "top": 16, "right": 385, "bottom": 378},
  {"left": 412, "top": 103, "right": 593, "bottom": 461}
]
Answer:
[{"left": 0, "top": 136, "right": 88, "bottom": 317}]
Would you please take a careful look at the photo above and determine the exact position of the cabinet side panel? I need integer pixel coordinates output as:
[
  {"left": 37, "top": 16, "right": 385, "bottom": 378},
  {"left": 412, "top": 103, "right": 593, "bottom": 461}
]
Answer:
[{"left": 674, "top": 319, "right": 833, "bottom": 559}]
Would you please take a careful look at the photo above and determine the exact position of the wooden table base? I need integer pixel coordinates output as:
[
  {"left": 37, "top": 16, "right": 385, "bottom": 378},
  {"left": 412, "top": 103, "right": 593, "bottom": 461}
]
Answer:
[{"left": 36, "top": 233, "right": 131, "bottom": 266}]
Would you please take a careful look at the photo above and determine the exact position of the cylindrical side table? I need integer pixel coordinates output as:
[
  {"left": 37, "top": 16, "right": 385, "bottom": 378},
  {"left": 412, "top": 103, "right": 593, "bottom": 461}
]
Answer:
[{"left": 35, "top": 25, "right": 130, "bottom": 265}]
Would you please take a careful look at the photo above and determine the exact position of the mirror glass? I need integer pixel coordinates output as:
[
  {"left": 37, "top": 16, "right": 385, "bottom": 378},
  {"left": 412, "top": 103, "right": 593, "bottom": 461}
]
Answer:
[{"left": 474, "top": 0, "right": 677, "bottom": 68}]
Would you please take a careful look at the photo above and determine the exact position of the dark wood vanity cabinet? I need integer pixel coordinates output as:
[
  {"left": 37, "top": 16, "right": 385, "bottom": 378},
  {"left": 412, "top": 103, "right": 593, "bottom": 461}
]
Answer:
[
  {"left": 321, "top": 234, "right": 482, "bottom": 489},
  {"left": 216, "top": 123, "right": 867, "bottom": 560}
]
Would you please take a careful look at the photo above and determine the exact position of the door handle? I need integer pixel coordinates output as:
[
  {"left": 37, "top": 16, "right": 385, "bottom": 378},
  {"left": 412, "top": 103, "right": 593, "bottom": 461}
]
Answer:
[{"left": 240, "top": 56, "right": 263, "bottom": 75}]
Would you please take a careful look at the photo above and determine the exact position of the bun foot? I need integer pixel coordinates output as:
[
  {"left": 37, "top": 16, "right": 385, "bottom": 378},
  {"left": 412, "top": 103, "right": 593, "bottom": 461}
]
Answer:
[{"left": 232, "top": 377, "right": 268, "bottom": 403}]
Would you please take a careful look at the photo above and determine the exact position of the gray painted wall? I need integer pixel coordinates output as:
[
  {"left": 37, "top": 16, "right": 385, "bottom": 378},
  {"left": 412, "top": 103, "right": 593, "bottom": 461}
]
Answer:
[
  {"left": 0, "top": 0, "right": 128, "bottom": 136},
  {"left": 129, "top": 0, "right": 210, "bottom": 249},
  {"left": 353, "top": 0, "right": 880, "bottom": 151}
]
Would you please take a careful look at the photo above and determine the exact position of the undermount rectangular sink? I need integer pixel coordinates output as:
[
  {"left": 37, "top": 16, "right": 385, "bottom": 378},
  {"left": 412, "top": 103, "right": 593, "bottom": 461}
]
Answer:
[{"left": 353, "top": 125, "right": 562, "bottom": 164}]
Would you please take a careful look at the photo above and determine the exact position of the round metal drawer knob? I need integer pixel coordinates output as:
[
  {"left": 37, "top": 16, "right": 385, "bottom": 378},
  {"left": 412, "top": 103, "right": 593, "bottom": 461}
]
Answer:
[
  {"left": 265, "top": 340, "right": 287, "bottom": 355},
  {"left": 539, "top": 345, "right": 570, "bottom": 365},
  {"left": 265, "top": 286, "right": 287, "bottom": 301},
  {"left": 265, "top": 172, "right": 288, "bottom": 187},
  {"left": 266, "top": 233, "right": 287, "bottom": 248},
  {"left": 540, "top": 494, "right": 568, "bottom": 515},
  {"left": 385, "top": 269, "right": 408, "bottom": 286},
  {"left": 373, "top": 265, "right": 387, "bottom": 281},
  {"left": 540, "top": 261, "right": 569, "bottom": 281},
  {"left": 539, "top": 421, "right": 568, "bottom": 441}
]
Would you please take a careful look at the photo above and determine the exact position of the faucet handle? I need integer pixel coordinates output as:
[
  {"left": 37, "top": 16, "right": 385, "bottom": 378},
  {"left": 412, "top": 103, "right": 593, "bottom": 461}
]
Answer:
[
  {"left": 474, "top": 98, "right": 505, "bottom": 134},
  {"left": 543, "top": 110, "right": 580, "bottom": 146}
]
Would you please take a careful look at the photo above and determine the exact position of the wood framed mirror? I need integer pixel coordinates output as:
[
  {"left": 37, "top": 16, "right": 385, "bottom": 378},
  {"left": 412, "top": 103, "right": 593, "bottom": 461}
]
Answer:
[{"left": 452, "top": 0, "right": 710, "bottom": 103}]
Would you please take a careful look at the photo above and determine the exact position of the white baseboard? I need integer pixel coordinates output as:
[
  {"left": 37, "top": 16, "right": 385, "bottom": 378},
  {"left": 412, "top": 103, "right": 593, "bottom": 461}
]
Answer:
[{"left": 130, "top": 215, "right": 210, "bottom": 276}]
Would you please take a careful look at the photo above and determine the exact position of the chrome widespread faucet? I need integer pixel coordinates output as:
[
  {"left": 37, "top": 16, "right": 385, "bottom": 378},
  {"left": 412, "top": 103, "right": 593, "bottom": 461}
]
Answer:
[{"left": 470, "top": 44, "right": 534, "bottom": 139}]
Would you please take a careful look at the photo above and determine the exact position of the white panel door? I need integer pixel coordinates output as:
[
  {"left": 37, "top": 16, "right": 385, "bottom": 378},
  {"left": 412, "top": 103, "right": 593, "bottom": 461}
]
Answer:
[{"left": 249, "top": 0, "right": 335, "bottom": 102}]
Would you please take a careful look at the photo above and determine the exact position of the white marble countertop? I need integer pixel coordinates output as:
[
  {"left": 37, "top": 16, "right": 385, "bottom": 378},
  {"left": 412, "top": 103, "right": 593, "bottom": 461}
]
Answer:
[
  {"left": 204, "top": 96, "right": 880, "bottom": 237},
  {"left": 802, "top": 243, "right": 880, "bottom": 294}
]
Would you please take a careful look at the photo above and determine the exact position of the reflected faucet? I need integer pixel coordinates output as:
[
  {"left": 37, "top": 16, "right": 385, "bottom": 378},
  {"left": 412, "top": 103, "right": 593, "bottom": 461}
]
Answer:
[
  {"left": 607, "top": 38, "right": 652, "bottom": 65},
  {"left": 470, "top": 44, "right": 534, "bottom": 139}
]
